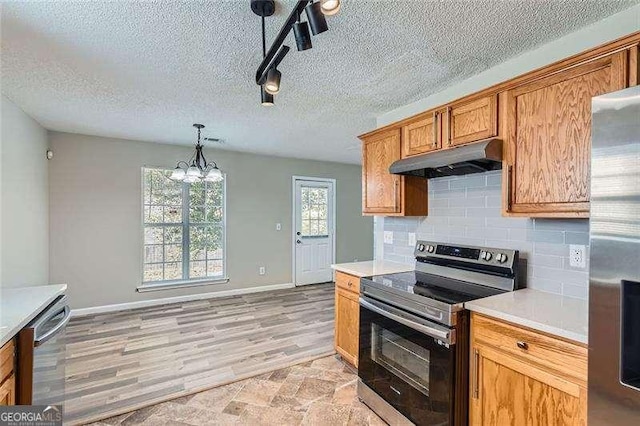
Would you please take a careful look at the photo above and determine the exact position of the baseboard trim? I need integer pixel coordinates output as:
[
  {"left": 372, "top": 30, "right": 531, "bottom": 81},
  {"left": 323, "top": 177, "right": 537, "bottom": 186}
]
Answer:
[{"left": 70, "top": 282, "right": 296, "bottom": 317}]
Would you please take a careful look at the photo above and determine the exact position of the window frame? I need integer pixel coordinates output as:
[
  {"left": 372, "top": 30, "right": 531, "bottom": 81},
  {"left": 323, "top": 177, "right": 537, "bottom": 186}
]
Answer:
[{"left": 138, "top": 167, "right": 228, "bottom": 291}]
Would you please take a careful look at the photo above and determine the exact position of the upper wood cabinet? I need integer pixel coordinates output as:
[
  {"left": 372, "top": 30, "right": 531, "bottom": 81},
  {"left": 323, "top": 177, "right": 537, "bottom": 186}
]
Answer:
[
  {"left": 470, "top": 314, "right": 587, "bottom": 426},
  {"left": 401, "top": 110, "right": 442, "bottom": 157},
  {"left": 446, "top": 95, "right": 498, "bottom": 147},
  {"left": 361, "top": 128, "right": 428, "bottom": 216},
  {"left": 504, "top": 51, "right": 628, "bottom": 217}
]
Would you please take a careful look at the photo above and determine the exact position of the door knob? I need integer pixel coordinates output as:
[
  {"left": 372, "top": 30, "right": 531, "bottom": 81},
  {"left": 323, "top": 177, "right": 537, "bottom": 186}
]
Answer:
[{"left": 296, "top": 231, "right": 301, "bottom": 236}]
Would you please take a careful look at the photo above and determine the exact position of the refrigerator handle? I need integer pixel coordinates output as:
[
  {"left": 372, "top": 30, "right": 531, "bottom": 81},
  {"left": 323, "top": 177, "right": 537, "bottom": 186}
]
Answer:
[{"left": 34, "top": 305, "right": 70, "bottom": 347}]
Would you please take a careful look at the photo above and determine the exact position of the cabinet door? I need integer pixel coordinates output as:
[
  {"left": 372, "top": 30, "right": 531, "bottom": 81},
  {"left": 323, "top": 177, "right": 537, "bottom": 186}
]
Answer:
[
  {"left": 0, "top": 374, "right": 15, "bottom": 406},
  {"left": 470, "top": 346, "right": 586, "bottom": 426},
  {"left": 362, "top": 129, "right": 402, "bottom": 214},
  {"left": 447, "top": 95, "right": 497, "bottom": 147},
  {"left": 402, "top": 111, "right": 441, "bottom": 157},
  {"left": 335, "top": 287, "right": 359, "bottom": 367},
  {"left": 505, "top": 51, "right": 628, "bottom": 216}
]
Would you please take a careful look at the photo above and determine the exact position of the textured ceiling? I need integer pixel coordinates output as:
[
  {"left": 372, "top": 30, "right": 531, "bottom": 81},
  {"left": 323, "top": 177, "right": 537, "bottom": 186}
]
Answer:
[{"left": 1, "top": 1, "right": 637, "bottom": 164}]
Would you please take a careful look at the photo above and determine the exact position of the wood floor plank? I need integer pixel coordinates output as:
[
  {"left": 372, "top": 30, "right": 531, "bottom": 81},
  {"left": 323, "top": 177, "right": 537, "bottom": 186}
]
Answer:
[{"left": 63, "top": 283, "right": 336, "bottom": 425}]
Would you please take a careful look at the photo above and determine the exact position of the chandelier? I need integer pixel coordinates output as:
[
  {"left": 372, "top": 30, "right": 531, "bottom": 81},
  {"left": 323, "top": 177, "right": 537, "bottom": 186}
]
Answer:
[{"left": 170, "top": 124, "right": 223, "bottom": 183}]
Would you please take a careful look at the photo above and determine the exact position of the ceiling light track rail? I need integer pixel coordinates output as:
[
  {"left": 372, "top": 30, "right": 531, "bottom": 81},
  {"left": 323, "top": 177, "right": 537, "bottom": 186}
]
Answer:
[
  {"left": 252, "top": 0, "right": 341, "bottom": 105},
  {"left": 255, "top": 0, "right": 308, "bottom": 86}
]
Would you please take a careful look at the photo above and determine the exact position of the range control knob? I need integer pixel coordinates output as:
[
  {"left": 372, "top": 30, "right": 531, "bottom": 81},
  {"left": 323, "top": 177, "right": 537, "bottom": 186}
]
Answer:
[
  {"left": 427, "top": 245, "right": 435, "bottom": 253},
  {"left": 417, "top": 244, "right": 425, "bottom": 252},
  {"left": 496, "top": 253, "right": 508, "bottom": 263},
  {"left": 480, "top": 251, "right": 487, "bottom": 260},
  {"left": 484, "top": 252, "right": 493, "bottom": 261}
]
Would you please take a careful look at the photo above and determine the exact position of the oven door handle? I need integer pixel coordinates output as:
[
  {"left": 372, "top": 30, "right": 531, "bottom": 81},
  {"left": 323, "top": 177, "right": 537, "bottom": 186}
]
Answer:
[{"left": 360, "top": 297, "right": 453, "bottom": 344}]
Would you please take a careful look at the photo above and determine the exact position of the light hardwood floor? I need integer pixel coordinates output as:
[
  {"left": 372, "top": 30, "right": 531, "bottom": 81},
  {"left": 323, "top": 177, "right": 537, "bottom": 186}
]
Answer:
[
  {"left": 64, "top": 284, "right": 335, "bottom": 425},
  {"left": 89, "top": 355, "right": 384, "bottom": 426}
]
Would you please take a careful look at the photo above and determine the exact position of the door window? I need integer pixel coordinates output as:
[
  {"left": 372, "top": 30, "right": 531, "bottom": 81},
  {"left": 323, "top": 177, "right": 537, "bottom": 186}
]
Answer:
[{"left": 300, "top": 186, "right": 329, "bottom": 237}]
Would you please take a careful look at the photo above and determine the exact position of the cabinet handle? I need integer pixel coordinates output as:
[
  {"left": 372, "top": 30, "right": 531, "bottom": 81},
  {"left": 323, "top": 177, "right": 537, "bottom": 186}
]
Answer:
[
  {"left": 432, "top": 111, "right": 438, "bottom": 148},
  {"left": 516, "top": 341, "right": 529, "bottom": 350},
  {"left": 394, "top": 179, "right": 400, "bottom": 212},
  {"left": 348, "top": 281, "right": 353, "bottom": 287},
  {"left": 447, "top": 106, "right": 452, "bottom": 146},
  {"left": 473, "top": 348, "right": 480, "bottom": 399},
  {"left": 507, "top": 165, "right": 513, "bottom": 211}
]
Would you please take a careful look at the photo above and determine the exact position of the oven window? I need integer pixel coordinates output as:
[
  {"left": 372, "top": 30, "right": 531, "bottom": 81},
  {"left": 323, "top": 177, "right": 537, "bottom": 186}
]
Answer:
[{"left": 372, "top": 323, "right": 430, "bottom": 396}]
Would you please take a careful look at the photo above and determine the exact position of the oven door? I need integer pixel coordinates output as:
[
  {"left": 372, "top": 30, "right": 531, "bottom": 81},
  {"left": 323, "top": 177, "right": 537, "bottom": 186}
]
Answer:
[{"left": 359, "top": 296, "right": 456, "bottom": 425}]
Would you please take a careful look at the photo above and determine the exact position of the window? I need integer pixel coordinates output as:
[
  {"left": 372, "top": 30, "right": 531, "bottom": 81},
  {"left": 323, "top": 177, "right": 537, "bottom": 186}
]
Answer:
[
  {"left": 300, "top": 186, "right": 329, "bottom": 237},
  {"left": 142, "top": 168, "right": 225, "bottom": 285}
]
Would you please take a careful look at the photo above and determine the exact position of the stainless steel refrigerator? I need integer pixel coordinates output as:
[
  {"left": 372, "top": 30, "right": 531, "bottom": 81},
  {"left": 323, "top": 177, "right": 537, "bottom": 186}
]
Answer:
[{"left": 589, "top": 85, "right": 640, "bottom": 424}]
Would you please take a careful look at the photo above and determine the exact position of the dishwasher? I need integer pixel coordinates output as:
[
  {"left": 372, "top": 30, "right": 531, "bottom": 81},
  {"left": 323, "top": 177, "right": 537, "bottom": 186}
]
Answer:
[{"left": 17, "top": 295, "right": 70, "bottom": 407}]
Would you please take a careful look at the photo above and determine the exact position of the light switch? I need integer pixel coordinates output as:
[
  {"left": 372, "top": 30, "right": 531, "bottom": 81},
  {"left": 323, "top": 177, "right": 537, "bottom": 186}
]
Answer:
[
  {"left": 408, "top": 233, "right": 416, "bottom": 247},
  {"left": 276, "top": 223, "right": 281, "bottom": 231},
  {"left": 384, "top": 231, "right": 394, "bottom": 244}
]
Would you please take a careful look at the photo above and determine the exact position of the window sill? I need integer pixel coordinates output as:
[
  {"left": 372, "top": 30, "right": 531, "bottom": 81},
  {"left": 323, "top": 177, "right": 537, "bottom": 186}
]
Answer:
[{"left": 137, "top": 277, "right": 229, "bottom": 293}]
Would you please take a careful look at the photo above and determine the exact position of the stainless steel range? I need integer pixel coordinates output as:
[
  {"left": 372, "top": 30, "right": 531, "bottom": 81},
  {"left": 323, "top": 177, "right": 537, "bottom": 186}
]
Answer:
[{"left": 357, "top": 241, "right": 521, "bottom": 426}]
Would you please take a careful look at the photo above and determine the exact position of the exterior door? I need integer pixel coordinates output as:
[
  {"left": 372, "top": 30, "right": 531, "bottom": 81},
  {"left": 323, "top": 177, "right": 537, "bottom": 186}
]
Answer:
[{"left": 294, "top": 178, "right": 335, "bottom": 286}]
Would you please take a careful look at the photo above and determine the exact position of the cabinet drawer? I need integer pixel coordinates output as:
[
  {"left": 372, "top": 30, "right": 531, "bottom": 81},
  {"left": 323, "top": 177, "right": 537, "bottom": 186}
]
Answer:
[
  {"left": 472, "top": 314, "right": 587, "bottom": 384},
  {"left": 335, "top": 271, "right": 360, "bottom": 294},
  {"left": 0, "top": 340, "right": 14, "bottom": 385}
]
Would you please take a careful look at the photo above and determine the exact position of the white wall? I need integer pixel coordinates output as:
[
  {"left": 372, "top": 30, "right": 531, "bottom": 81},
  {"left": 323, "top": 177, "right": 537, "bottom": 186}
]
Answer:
[
  {"left": 49, "top": 132, "right": 373, "bottom": 309},
  {"left": 378, "top": 4, "right": 640, "bottom": 126},
  {"left": 0, "top": 96, "right": 49, "bottom": 287}
]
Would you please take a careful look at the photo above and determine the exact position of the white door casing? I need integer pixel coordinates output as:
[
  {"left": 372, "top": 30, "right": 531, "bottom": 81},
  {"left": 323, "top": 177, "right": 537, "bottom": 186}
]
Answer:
[{"left": 293, "top": 177, "right": 335, "bottom": 286}]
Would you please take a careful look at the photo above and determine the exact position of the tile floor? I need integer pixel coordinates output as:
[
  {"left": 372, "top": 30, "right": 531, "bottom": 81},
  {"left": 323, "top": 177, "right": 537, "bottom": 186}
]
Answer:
[{"left": 89, "top": 355, "right": 384, "bottom": 426}]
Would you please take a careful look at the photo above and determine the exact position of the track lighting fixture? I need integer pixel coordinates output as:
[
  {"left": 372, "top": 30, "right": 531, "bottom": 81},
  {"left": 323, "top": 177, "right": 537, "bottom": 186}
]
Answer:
[
  {"left": 261, "top": 86, "right": 274, "bottom": 106},
  {"left": 253, "top": 0, "right": 342, "bottom": 105},
  {"left": 305, "top": 1, "right": 328, "bottom": 35},
  {"left": 265, "top": 68, "right": 281, "bottom": 94},
  {"left": 293, "top": 14, "right": 313, "bottom": 51},
  {"left": 320, "top": 0, "right": 341, "bottom": 16}
]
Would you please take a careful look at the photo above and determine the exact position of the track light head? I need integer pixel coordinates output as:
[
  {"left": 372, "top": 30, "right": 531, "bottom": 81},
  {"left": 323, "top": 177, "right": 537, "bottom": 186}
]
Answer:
[
  {"left": 305, "top": 1, "right": 328, "bottom": 35},
  {"left": 264, "top": 68, "right": 281, "bottom": 94},
  {"left": 320, "top": 0, "right": 341, "bottom": 15},
  {"left": 261, "top": 85, "right": 274, "bottom": 106},
  {"left": 293, "top": 21, "right": 313, "bottom": 51}
]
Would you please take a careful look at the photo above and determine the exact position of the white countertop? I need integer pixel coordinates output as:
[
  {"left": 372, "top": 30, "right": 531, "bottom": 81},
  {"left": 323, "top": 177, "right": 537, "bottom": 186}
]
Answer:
[
  {"left": 331, "top": 260, "right": 414, "bottom": 277},
  {"left": 0, "top": 284, "right": 67, "bottom": 347},
  {"left": 465, "top": 288, "right": 588, "bottom": 345}
]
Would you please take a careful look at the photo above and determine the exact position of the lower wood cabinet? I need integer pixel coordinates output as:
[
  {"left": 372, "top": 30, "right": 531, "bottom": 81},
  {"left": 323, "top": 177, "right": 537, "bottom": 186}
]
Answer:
[
  {"left": 470, "top": 313, "right": 587, "bottom": 426},
  {"left": 0, "top": 340, "right": 16, "bottom": 406},
  {"left": 334, "top": 271, "right": 360, "bottom": 367}
]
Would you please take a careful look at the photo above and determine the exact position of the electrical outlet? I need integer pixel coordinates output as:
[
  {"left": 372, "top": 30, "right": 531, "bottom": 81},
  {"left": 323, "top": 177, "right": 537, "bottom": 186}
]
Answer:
[
  {"left": 276, "top": 223, "right": 281, "bottom": 231},
  {"left": 408, "top": 233, "right": 417, "bottom": 247},
  {"left": 259, "top": 266, "right": 266, "bottom": 275},
  {"left": 569, "top": 245, "right": 586, "bottom": 269},
  {"left": 384, "top": 231, "right": 394, "bottom": 244}
]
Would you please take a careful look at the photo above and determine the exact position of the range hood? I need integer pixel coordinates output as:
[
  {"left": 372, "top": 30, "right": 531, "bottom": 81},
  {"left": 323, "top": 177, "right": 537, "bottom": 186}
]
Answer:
[{"left": 389, "top": 138, "right": 503, "bottom": 178}]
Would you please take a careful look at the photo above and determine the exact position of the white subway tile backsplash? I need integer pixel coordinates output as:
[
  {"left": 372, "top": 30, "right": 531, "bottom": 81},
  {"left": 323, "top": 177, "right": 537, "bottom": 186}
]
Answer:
[
  {"left": 376, "top": 170, "right": 590, "bottom": 300},
  {"left": 565, "top": 232, "right": 590, "bottom": 245}
]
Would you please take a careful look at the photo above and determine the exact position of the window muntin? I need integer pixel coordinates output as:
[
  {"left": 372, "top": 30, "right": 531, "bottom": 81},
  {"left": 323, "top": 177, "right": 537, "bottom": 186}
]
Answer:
[{"left": 142, "top": 168, "right": 225, "bottom": 284}]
